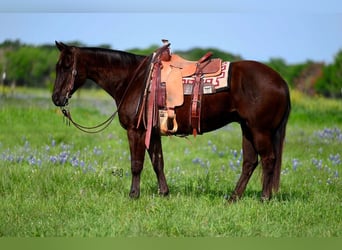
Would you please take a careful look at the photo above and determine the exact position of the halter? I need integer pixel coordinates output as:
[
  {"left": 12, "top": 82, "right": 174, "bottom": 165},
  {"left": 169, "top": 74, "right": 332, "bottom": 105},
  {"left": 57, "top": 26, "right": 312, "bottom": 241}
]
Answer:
[
  {"left": 64, "top": 51, "right": 78, "bottom": 104},
  {"left": 60, "top": 49, "right": 118, "bottom": 133},
  {"left": 60, "top": 48, "right": 153, "bottom": 134}
]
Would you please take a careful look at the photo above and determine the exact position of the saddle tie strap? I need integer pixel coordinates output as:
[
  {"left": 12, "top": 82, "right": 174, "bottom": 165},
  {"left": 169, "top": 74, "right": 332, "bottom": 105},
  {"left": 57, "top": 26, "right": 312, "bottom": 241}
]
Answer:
[{"left": 191, "top": 74, "right": 203, "bottom": 137}]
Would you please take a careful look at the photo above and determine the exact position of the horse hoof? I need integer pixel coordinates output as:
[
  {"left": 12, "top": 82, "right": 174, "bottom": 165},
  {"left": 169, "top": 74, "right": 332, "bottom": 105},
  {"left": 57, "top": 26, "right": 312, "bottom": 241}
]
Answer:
[
  {"left": 227, "top": 197, "right": 239, "bottom": 204},
  {"left": 129, "top": 190, "right": 140, "bottom": 199},
  {"left": 227, "top": 198, "right": 235, "bottom": 204},
  {"left": 260, "top": 196, "right": 271, "bottom": 203},
  {"left": 158, "top": 189, "right": 169, "bottom": 197},
  {"left": 226, "top": 192, "right": 240, "bottom": 204}
]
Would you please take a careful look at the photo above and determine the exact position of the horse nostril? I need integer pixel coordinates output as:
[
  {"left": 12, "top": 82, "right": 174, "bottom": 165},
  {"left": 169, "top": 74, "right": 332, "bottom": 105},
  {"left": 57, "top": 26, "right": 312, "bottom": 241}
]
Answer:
[{"left": 52, "top": 93, "right": 64, "bottom": 106}]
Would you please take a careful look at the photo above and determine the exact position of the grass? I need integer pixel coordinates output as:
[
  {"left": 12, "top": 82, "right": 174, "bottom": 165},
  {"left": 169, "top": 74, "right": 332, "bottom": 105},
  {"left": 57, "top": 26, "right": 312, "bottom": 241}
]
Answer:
[{"left": 0, "top": 87, "right": 341, "bottom": 237}]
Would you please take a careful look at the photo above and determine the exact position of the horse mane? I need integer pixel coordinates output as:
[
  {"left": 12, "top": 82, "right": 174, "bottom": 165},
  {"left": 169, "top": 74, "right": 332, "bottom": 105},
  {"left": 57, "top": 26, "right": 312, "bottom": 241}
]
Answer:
[{"left": 79, "top": 46, "right": 147, "bottom": 66}]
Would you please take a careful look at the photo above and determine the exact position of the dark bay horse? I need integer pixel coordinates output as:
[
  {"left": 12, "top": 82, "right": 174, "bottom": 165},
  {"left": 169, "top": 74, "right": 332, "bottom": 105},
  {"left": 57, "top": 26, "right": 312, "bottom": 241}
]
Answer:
[{"left": 52, "top": 41, "right": 291, "bottom": 202}]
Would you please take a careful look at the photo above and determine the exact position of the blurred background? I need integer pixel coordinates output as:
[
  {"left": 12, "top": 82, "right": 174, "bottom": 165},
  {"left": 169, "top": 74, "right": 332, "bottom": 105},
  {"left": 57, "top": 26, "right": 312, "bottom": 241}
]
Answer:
[{"left": 0, "top": 0, "right": 341, "bottom": 97}]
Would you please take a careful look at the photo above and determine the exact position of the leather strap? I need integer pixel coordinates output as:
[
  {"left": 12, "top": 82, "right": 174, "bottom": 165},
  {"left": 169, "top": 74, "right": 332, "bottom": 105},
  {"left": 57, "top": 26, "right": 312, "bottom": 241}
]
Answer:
[
  {"left": 191, "top": 74, "right": 202, "bottom": 137},
  {"left": 198, "top": 51, "right": 213, "bottom": 64},
  {"left": 145, "top": 61, "right": 161, "bottom": 148}
]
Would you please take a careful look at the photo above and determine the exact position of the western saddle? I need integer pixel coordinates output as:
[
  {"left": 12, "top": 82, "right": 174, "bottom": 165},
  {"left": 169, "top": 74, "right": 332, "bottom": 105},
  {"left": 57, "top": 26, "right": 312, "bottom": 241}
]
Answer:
[{"left": 142, "top": 40, "right": 223, "bottom": 148}]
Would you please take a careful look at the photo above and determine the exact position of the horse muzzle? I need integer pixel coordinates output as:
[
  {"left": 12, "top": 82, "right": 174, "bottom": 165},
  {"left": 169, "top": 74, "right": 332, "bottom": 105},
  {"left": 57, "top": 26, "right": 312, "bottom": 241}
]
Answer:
[{"left": 52, "top": 92, "right": 69, "bottom": 107}]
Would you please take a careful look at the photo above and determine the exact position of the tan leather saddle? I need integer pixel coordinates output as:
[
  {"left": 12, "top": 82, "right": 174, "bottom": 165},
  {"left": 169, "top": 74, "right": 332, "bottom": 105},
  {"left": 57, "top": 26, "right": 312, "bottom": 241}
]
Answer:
[
  {"left": 161, "top": 52, "right": 222, "bottom": 107},
  {"left": 159, "top": 51, "right": 222, "bottom": 135},
  {"left": 163, "top": 54, "right": 222, "bottom": 78}
]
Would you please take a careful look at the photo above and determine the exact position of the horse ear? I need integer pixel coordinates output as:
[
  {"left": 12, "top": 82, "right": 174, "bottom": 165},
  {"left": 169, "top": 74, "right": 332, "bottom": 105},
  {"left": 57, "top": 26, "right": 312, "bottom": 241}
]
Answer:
[{"left": 55, "top": 41, "right": 68, "bottom": 51}]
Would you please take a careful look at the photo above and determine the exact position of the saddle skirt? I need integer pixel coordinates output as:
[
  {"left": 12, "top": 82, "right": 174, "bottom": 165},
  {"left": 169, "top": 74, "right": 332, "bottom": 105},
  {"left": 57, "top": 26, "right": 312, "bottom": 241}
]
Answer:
[{"left": 182, "top": 61, "right": 230, "bottom": 95}]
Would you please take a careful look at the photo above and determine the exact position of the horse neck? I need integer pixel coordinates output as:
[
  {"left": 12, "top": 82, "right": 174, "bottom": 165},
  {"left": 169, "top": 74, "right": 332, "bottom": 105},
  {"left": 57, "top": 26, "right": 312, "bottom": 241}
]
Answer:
[{"left": 80, "top": 48, "right": 147, "bottom": 104}]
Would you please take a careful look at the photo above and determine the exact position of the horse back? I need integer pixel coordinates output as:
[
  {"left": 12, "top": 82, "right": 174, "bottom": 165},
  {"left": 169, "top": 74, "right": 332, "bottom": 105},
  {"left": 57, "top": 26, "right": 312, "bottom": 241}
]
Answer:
[{"left": 174, "top": 60, "right": 290, "bottom": 135}]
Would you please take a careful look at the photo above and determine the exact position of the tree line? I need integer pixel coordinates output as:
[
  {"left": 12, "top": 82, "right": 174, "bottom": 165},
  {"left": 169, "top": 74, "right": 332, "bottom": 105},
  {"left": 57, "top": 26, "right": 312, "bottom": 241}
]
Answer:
[{"left": 0, "top": 39, "right": 341, "bottom": 98}]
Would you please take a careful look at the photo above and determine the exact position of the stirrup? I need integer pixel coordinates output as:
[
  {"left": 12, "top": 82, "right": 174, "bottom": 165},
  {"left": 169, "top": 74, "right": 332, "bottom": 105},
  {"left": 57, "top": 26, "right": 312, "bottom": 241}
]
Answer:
[{"left": 160, "top": 114, "right": 178, "bottom": 135}]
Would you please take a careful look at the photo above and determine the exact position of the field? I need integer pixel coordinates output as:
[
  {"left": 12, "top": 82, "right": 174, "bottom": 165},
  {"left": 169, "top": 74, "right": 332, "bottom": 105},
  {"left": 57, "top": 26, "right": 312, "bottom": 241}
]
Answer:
[{"left": 0, "top": 87, "right": 341, "bottom": 237}]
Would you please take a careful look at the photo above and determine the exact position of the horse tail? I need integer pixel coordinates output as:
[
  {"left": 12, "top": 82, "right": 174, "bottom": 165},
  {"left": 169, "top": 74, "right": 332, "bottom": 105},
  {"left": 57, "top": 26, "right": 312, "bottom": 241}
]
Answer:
[{"left": 272, "top": 87, "right": 291, "bottom": 192}]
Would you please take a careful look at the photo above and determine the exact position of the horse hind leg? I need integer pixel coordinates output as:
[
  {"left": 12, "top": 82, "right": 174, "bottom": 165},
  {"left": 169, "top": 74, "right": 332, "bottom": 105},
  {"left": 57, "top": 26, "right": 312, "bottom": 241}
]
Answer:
[
  {"left": 229, "top": 128, "right": 279, "bottom": 203},
  {"left": 254, "top": 132, "right": 278, "bottom": 201},
  {"left": 260, "top": 117, "right": 288, "bottom": 200},
  {"left": 228, "top": 126, "right": 258, "bottom": 203}
]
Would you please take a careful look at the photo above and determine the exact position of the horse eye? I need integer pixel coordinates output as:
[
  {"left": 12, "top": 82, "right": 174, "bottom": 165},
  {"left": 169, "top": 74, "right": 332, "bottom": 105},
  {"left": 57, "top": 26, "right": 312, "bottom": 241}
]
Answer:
[
  {"left": 63, "top": 56, "right": 72, "bottom": 68},
  {"left": 58, "top": 53, "right": 73, "bottom": 70}
]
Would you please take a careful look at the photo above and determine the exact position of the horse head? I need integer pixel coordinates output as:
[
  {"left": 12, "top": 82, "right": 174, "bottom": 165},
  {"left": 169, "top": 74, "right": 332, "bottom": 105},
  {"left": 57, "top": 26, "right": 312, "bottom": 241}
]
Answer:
[{"left": 52, "top": 41, "right": 87, "bottom": 107}]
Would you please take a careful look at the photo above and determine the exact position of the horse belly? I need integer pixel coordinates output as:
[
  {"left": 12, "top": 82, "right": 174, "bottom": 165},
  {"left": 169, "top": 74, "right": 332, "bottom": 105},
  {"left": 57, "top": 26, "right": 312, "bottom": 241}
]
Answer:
[
  {"left": 174, "top": 92, "right": 234, "bottom": 135},
  {"left": 200, "top": 92, "right": 236, "bottom": 132}
]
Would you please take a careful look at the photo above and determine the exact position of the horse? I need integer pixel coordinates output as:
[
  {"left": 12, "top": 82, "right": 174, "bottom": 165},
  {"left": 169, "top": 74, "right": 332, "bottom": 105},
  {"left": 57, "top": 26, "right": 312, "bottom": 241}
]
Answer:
[{"left": 52, "top": 41, "right": 291, "bottom": 202}]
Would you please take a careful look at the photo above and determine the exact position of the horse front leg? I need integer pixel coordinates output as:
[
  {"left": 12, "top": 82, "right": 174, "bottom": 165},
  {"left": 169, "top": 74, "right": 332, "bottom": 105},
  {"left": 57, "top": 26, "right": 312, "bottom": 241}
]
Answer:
[
  {"left": 127, "top": 128, "right": 146, "bottom": 198},
  {"left": 147, "top": 129, "right": 169, "bottom": 196}
]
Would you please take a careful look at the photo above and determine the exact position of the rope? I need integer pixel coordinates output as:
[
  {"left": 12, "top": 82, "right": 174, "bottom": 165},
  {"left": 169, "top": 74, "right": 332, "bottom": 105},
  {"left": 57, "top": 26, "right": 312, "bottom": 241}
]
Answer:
[{"left": 61, "top": 108, "right": 117, "bottom": 134}]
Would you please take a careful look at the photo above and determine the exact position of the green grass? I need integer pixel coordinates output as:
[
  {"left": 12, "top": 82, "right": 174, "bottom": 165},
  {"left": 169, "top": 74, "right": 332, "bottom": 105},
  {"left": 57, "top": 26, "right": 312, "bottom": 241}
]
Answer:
[{"left": 0, "top": 88, "right": 341, "bottom": 237}]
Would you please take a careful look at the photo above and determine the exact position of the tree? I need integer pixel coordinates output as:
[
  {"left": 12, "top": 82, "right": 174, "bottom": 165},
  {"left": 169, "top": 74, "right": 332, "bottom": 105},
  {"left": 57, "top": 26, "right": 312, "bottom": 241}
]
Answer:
[
  {"left": 1, "top": 39, "right": 341, "bottom": 98},
  {"left": 127, "top": 45, "right": 159, "bottom": 56},
  {"left": 5, "top": 45, "right": 58, "bottom": 87},
  {"left": 315, "top": 50, "right": 342, "bottom": 98},
  {"left": 174, "top": 47, "right": 242, "bottom": 62}
]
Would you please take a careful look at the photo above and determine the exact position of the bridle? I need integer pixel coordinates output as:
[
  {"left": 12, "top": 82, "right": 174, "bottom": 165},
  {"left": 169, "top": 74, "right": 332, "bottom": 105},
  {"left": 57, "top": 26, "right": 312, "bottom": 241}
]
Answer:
[
  {"left": 59, "top": 48, "right": 153, "bottom": 134},
  {"left": 60, "top": 49, "right": 118, "bottom": 133},
  {"left": 65, "top": 66, "right": 77, "bottom": 105}
]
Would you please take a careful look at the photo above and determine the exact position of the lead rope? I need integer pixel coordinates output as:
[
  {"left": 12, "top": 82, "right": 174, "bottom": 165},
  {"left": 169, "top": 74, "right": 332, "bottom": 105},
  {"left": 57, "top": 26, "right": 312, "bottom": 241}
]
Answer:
[{"left": 61, "top": 107, "right": 117, "bottom": 134}]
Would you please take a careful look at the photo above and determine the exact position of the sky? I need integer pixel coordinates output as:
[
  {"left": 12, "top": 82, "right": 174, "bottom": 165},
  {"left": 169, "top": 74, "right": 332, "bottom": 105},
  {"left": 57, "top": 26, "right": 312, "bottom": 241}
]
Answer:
[{"left": 0, "top": 0, "right": 341, "bottom": 64}]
